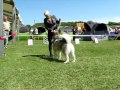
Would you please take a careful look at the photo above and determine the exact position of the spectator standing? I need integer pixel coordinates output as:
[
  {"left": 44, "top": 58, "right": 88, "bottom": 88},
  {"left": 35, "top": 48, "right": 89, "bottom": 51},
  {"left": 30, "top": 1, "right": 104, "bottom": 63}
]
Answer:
[{"left": 3, "top": 16, "right": 11, "bottom": 48}]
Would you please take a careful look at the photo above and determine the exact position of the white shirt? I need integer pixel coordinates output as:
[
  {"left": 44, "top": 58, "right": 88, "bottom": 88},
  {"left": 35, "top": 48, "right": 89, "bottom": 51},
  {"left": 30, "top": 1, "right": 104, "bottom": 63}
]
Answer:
[
  {"left": 35, "top": 29, "right": 38, "bottom": 34},
  {"left": 3, "top": 21, "right": 10, "bottom": 31}
]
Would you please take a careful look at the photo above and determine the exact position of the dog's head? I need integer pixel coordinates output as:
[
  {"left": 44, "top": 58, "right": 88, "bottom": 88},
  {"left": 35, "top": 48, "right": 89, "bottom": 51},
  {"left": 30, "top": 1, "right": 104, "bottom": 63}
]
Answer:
[
  {"left": 52, "top": 31, "right": 66, "bottom": 44},
  {"left": 52, "top": 29, "right": 62, "bottom": 37}
]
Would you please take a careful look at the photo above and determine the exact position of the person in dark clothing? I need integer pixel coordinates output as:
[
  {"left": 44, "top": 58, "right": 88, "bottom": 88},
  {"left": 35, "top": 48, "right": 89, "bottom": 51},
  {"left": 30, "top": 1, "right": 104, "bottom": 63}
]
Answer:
[
  {"left": 44, "top": 10, "right": 61, "bottom": 57},
  {"left": 72, "top": 26, "right": 82, "bottom": 41},
  {"left": 72, "top": 26, "right": 76, "bottom": 41}
]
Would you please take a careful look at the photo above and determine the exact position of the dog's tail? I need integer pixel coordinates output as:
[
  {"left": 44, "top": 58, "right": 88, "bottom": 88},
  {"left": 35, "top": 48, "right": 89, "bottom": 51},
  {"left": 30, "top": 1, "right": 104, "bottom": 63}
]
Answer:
[{"left": 60, "top": 34, "right": 72, "bottom": 44}]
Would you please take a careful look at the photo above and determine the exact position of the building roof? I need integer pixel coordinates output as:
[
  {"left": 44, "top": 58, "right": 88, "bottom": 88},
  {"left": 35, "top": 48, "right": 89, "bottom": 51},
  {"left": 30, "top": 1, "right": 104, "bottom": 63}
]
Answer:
[{"left": 3, "top": 0, "right": 23, "bottom": 25}]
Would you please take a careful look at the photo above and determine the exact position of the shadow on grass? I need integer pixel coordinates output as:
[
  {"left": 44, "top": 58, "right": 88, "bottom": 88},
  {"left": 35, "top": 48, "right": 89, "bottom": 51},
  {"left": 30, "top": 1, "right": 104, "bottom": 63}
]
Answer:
[{"left": 22, "top": 54, "right": 64, "bottom": 63}]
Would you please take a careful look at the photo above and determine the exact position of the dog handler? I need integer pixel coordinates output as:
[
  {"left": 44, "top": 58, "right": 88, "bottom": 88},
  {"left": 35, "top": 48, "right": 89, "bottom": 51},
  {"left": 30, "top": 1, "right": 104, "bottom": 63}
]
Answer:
[{"left": 44, "top": 10, "right": 61, "bottom": 57}]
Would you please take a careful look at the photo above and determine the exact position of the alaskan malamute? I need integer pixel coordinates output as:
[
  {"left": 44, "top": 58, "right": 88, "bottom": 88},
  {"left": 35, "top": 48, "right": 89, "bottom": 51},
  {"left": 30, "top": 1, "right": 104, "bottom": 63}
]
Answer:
[{"left": 53, "top": 33, "right": 76, "bottom": 63}]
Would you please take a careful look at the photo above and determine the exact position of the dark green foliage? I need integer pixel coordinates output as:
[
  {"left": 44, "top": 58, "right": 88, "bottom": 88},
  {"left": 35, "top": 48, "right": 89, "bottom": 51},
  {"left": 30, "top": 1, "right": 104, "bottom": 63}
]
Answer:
[
  {"left": 61, "top": 22, "right": 75, "bottom": 26},
  {"left": 32, "top": 23, "right": 44, "bottom": 29},
  {"left": 108, "top": 22, "right": 119, "bottom": 26}
]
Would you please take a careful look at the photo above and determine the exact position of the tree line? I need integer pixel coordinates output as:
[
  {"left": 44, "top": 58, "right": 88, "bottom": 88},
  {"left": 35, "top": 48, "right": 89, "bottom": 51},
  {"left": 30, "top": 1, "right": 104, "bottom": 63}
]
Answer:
[{"left": 27, "top": 21, "right": 120, "bottom": 29}]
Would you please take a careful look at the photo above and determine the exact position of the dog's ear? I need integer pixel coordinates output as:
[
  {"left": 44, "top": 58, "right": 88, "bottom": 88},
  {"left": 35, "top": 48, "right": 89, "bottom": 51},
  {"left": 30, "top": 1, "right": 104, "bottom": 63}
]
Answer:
[
  {"left": 53, "top": 31, "right": 59, "bottom": 36},
  {"left": 58, "top": 29, "right": 62, "bottom": 34}
]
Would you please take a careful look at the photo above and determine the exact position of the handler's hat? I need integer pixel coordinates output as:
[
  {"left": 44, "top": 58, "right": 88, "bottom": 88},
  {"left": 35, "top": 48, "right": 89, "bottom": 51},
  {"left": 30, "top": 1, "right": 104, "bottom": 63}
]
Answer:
[{"left": 44, "top": 10, "right": 50, "bottom": 16}]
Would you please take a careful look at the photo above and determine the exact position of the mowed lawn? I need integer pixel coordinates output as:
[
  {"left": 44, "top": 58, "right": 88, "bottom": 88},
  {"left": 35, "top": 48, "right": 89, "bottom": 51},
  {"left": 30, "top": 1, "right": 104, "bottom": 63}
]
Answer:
[{"left": 0, "top": 39, "right": 120, "bottom": 90}]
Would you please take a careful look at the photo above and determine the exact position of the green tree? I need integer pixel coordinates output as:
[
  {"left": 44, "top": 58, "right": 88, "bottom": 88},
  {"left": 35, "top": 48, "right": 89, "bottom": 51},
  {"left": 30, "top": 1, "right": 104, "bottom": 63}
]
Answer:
[
  {"left": 32, "top": 23, "right": 44, "bottom": 29},
  {"left": 108, "top": 22, "right": 118, "bottom": 26},
  {"left": 61, "top": 22, "right": 75, "bottom": 26},
  {"left": 87, "top": 20, "right": 94, "bottom": 24}
]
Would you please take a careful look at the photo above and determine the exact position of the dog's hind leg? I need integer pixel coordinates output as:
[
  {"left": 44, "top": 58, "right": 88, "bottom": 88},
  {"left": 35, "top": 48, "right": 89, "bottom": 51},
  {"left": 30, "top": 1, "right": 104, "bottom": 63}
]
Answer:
[
  {"left": 64, "top": 54, "right": 69, "bottom": 64},
  {"left": 53, "top": 51, "right": 58, "bottom": 59},
  {"left": 71, "top": 51, "right": 76, "bottom": 62}
]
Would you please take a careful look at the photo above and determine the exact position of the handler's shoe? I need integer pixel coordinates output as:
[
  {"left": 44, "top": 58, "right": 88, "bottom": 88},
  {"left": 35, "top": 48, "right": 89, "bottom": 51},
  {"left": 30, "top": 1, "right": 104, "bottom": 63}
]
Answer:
[
  {"left": 4, "top": 46, "right": 7, "bottom": 49},
  {"left": 50, "top": 54, "right": 53, "bottom": 58}
]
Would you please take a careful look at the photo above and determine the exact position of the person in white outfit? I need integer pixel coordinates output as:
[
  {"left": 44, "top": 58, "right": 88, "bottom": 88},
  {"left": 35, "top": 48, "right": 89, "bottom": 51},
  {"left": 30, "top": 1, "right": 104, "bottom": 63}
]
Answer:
[{"left": 3, "top": 16, "right": 11, "bottom": 48}]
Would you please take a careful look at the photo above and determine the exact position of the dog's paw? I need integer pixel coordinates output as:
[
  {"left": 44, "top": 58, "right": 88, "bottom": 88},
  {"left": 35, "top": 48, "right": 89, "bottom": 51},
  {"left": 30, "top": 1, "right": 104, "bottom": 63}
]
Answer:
[
  {"left": 64, "top": 61, "right": 69, "bottom": 64},
  {"left": 72, "top": 60, "right": 75, "bottom": 63}
]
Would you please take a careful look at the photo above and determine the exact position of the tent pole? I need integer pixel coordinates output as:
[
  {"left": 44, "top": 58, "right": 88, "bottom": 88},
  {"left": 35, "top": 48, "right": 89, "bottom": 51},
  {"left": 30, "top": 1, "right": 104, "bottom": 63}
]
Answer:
[
  {"left": 0, "top": 0, "right": 5, "bottom": 56},
  {"left": 17, "top": 19, "right": 20, "bottom": 41},
  {"left": 12, "top": 6, "right": 16, "bottom": 43}
]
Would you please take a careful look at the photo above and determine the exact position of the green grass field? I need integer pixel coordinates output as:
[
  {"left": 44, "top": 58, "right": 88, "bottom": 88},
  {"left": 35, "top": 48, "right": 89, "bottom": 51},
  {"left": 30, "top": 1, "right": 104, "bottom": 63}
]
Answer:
[{"left": 0, "top": 40, "right": 120, "bottom": 90}]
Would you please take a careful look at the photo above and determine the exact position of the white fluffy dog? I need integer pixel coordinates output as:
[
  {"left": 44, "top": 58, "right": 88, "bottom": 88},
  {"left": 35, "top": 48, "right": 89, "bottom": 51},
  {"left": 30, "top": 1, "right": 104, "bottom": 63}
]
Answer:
[{"left": 52, "top": 33, "right": 76, "bottom": 63}]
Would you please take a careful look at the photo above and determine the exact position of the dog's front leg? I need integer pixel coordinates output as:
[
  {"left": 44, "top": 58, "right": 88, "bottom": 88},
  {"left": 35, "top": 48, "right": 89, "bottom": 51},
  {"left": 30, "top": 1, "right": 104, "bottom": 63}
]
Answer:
[
  {"left": 72, "top": 52, "right": 76, "bottom": 63},
  {"left": 58, "top": 52, "right": 61, "bottom": 60}
]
